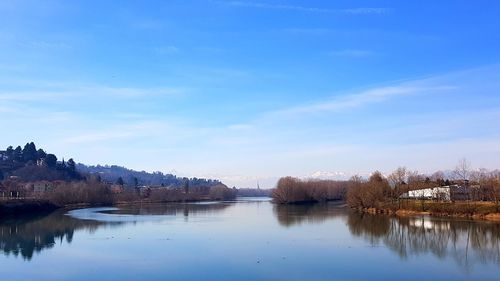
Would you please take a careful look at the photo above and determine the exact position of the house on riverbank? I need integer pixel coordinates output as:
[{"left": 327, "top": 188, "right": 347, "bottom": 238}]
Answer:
[
  {"left": 0, "top": 180, "right": 59, "bottom": 199},
  {"left": 400, "top": 185, "right": 471, "bottom": 201}
]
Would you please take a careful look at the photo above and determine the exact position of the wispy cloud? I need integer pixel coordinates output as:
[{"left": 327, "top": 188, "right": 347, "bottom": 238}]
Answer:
[
  {"left": 342, "top": 8, "right": 390, "bottom": 15},
  {"left": 23, "top": 40, "right": 72, "bottom": 50},
  {"left": 61, "top": 121, "right": 169, "bottom": 144},
  {"left": 152, "top": 45, "right": 180, "bottom": 55},
  {"left": 328, "top": 49, "right": 376, "bottom": 58},
  {"left": 273, "top": 85, "right": 455, "bottom": 116},
  {"left": 130, "top": 19, "right": 167, "bottom": 31},
  {"left": 0, "top": 83, "right": 187, "bottom": 102},
  {"left": 0, "top": 106, "right": 18, "bottom": 113},
  {"left": 63, "top": 131, "right": 137, "bottom": 144},
  {"left": 213, "top": 1, "right": 390, "bottom": 14}
]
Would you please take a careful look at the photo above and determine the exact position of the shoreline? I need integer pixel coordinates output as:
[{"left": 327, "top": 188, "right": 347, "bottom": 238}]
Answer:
[
  {"left": 0, "top": 197, "right": 235, "bottom": 216},
  {"left": 359, "top": 207, "right": 500, "bottom": 222},
  {"left": 0, "top": 199, "right": 60, "bottom": 216}
]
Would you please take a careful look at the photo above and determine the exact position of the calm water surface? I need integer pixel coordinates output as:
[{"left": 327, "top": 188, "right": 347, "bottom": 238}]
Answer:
[{"left": 0, "top": 198, "right": 499, "bottom": 281}]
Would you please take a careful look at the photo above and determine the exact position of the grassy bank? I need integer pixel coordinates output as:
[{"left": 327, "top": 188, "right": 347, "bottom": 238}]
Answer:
[{"left": 358, "top": 200, "right": 500, "bottom": 221}]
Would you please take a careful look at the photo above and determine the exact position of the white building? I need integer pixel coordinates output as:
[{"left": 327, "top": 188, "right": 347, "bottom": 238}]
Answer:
[{"left": 400, "top": 185, "right": 461, "bottom": 201}]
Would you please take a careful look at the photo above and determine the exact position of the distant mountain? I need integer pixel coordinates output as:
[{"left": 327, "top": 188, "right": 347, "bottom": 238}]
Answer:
[{"left": 76, "top": 164, "right": 223, "bottom": 188}]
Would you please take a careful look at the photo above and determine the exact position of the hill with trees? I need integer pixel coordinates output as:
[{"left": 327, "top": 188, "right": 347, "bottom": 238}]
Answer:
[
  {"left": 0, "top": 142, "right": 224, "bottom": 188},
  {"left": 0, "top": 142, "right": 81, "bottom": 182},
  {"left": 75, "top": 164, "right": 222, "bottom": 188}
]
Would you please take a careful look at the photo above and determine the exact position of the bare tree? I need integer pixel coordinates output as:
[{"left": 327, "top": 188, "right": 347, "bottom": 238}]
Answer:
[
  {"left": 388, "top": 167, "right": 408, "bottom": 207},
  {"left": 430, "top": 171, "right": 445, "bottom": 185},
  {"left": 454, "top": 158, "right": 471, "bottom": 183},
  {"left": 388, "top": 167, "right": 408, "bottom": 189}
]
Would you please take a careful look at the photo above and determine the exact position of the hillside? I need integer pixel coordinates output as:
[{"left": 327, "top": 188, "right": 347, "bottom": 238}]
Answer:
[
  {"left": 1, "top": 143, "right": 223, "bottom": 188},
  {"left": 76, "top": 164, "right": 223, "bottom": 188},
  {"left": 0, "top": 142, "right": 81, "bottom": 182}
]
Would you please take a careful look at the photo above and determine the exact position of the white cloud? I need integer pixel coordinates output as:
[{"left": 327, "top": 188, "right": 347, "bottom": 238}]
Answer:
[
  {"left": 130, "top": 19, "right": 167, "bottom": 31},
  {"left": 62, "top": 132, "right": 137, "bottom": 144},
  {"left": 0, "top": 83, "right": 187, "bottom": 102},
  {"left": 60, "top": 121, "right": 171, "bottom": 144},
  {"left": 152, "top": 46, "right": 180, "bottom": 55},
  {"left": 24, "top": 40, "right": 72, "bottom": 49},
  {"left": 272, "top": 85, "right": 455, "bottom": 116},
  {"left": 328, "top": 49, "right": 376, "bottom": 58},
  {"left": 213, "top": 1, "right": 390, "bottom": 14}
]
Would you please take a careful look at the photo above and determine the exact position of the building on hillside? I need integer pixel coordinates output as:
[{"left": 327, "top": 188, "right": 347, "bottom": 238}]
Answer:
[
  {"left": 400, "top": 185, "right": 471, "bottom": 201},
  {"left": 24, "top": 181, "right": 55, "bottom": 196},
  {"left": 36, "top": 158, "right": 46, "bottom": 166},
  {"left": 137, "top": 186, "right": 151, "bottom": 198},
  {"left": 0, "top": 150, "right": 7, "bottom": 161},
  {"left": 110, "top": 184, "right": 124, "bottom": 194},
  {"left": 0, "top": 182, "right": 6, "bottom": 198}
]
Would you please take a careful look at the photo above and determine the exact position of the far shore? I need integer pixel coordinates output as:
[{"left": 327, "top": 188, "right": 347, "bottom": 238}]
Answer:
[
  {"left": 0, "top": 196, "right": 264, "bottom": 217},
  {"left": 356, "top": 204, "right": 500, "bottom": 222}
]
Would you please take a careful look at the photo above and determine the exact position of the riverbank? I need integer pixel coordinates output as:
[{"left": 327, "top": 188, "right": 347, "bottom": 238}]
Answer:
[
  {"left": 358, "top": 201, "right": 500, "bottom": 222},
  {"left": 0, "top": 196, "right": 236, "bottom": 217},
  {"left": 0, "top": 199, "right": 60, "bottom": 216}
]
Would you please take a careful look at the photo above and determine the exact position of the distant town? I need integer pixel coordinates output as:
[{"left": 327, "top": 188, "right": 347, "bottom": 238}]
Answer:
[{"left": 0, "top": 142, "right": 269, "bottom": 214}]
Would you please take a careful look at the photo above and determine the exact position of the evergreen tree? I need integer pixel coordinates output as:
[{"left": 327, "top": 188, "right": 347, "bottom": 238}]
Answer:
[
  {"left": 37, "top": 149, "right": 47, "bottom": 159},
  {"left": 6, "top": 146, "right": 14, "bottom": 159},
  {"left": 67, "top": 158, "right": 76, "bottom": 172},
  {"left": 116, "top": 177, "right": 124, "bottom": 186},
  {"left": 22, "top": 142, "right": 37, "bottom": 162},
  {"left": 13, "top": 146, "right": 22, "bottom": 162},
  {"left": 45, "top": 154, "right": 57, "bottom": 168},
  {"left": 184, "top": 179, "right": 189, "bottom": 194}
]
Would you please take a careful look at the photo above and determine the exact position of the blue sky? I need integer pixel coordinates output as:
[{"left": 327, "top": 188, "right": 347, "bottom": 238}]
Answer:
[{"left": 1, "top": 0, "right": 499, "bottom": 187}]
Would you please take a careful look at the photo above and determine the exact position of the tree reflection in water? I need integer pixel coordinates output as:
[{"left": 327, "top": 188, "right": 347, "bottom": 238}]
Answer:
[
  {"left": 347, "top": 212, "right": 500, "bottom": 270},
  {"left": 0, "top": 211, "right": 112, "bottom": 260},
  {"left": 274, "top": 202, "right": 500, "bottom": 270},
  {"left": 103, "top": 202, "right": 231, "bottom": 217},
  {"left": 0, "top": 202, "right": 230, "bottom": 260},
  {"left": 273, "top": 202, "right": 346, "bottom": 227}
]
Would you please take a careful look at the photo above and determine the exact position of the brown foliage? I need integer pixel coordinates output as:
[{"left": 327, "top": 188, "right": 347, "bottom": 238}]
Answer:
[
  {"left": 147, "top": 184, "right": 236, "bottom": 203},
  {"left": 44, "top": 181, "right": 113, "bottom": 206},
  {"left": 272, "top": 177, "right": 347, "bottom": 204},
  {"left": 346, "top": 171, "right": 391, "bottom": 209}
]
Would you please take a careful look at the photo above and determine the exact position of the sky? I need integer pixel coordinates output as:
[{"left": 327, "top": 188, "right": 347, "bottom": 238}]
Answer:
[{"left": 1, "top": 0, "right": 499, "bottom": 188}]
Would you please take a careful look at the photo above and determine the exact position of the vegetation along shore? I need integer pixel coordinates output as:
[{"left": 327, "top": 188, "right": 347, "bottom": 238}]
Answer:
[
  {"left": 272, "top": 160, "right": 500, "bottom": 221},
  {"left": 0, "top": 142, "right": 248, "bottom": 215}
]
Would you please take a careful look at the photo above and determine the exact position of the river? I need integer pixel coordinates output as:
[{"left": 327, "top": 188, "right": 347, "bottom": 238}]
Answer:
[{"left": 0, "top": 198, "right": 498, "bottom": 280}]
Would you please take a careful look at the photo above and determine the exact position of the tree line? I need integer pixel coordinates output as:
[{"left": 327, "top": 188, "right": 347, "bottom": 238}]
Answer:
[
  {"left": 0, "top": 142, "right": 80, "bottom": 181},
  {"left": 272, "top": 159, "right": 500, "bottom": 215},
  {"left": 76, "top": 163, "right": 222, "bottom": 188},
  {"left": 0, "top": 142, "right": 237, "bottom": 207},
  {"left": 346, "top": 161, "right": 500, "bottom": 212},
  {"left": 272, "top": 177, "right": 347, "bottom": 204}
]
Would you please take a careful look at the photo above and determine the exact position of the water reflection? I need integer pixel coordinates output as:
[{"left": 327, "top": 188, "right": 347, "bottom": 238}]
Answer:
[
  {"left": 273, "top": 202, "right": 500, "bottom": 270},
  {"left": 0, "top": 211, "right": 110, "bottom": 260},
  {"left": 347, "top": 212, "right": 500, "bottom": 270},
  {"left": 0, "top": 202, "right": 231, "bottom": 260},
  {"left": 273, "top": 202, "right": 346, "bottom": 227},
  {"left": 105, "top": 202, "right": 231, "bottom": 217},
  {"left": 1, "top": 200, "right": 499, "bottom": 275}
]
